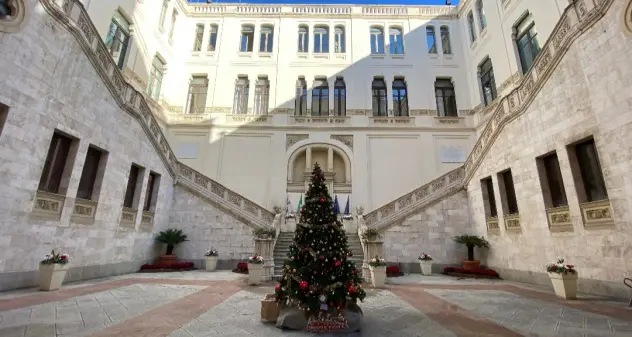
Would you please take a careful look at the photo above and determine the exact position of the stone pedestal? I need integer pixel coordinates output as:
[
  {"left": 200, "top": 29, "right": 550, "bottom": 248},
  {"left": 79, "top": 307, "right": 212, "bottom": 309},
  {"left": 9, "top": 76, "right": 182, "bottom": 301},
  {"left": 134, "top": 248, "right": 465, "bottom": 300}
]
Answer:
[
  {"left": 284, "top": 218, "right": 297, "bottom": 232},
  {"left": 255, "top": 238, "right": 274, "bottom": 281},
  {"left": 362, "top": 240, "right": 383, "bottom": 283},
  {"left": 342, "top": 218, "right": 357, "bottom": 233}
]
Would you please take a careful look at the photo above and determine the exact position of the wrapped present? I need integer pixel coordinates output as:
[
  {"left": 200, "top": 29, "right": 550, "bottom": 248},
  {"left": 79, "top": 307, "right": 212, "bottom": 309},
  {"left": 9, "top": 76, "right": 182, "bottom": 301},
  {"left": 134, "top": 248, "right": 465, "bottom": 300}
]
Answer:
[
  {"left": 261, "top": 293, "right": 281, "bottom": 322},
  {"left": 306, "top": 316, "right": 348, "bottom": 332}
]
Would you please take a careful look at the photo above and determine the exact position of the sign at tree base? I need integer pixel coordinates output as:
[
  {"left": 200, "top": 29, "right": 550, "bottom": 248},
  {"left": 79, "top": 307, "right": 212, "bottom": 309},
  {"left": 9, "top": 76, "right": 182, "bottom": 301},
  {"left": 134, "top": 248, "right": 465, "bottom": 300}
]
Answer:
[{"left": 306, "top": 316, "right": 348, "bottom": 332}]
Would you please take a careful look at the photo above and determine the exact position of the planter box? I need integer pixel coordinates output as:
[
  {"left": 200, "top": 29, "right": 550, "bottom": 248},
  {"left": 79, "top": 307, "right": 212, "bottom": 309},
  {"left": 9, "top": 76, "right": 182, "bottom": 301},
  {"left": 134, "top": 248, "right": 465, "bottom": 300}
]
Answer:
[
  {"left": 248, "top": 263, "right": 263, "bottom": 285},
  {"left": 205, "top": 256, "right": 217, "bottom": 271},
  {"left": 260, "top": 293, "right": 280, "bottom": 322},
  {"left": 462, "top": 260, "right": 480, "bottom": 270},
  {"left": 370, "top": 266, "right": 386, "bottom": 288},
  {"left": 419, "top": 261, "right": 433, "bottom": 276},
  {"left": 39, "top": 263, "right": 69, "bottom": 291},
  {"left": 549, "top": 272, "right": 578, "bottom": 299}
]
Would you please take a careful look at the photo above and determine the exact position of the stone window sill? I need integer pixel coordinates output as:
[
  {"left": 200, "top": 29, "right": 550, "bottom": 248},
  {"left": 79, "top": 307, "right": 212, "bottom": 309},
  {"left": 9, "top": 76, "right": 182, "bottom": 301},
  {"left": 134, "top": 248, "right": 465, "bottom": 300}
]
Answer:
[
  {"left": 580, "top": 199, "right": 614, "bottom": 229},
  {"left": 31, "top": 190, "right": 65, "bottom": 221},
  {"left": 504, "top": 213, "right": 521, "bottom": 233},
  {"left": 120, "top": 207, "right": 137, "bottom": 229},
  {"left": 486, "top": 217, "right": 500, "bottom": 235},
  {"left": 546, "top": 205, "right": 574, "bottom": 232},
  {"left": 140, "top": 211, "right": 155, "bottom": 232},
  {"left": 71, "top": 198, "right": 98, "bottom": 225}
]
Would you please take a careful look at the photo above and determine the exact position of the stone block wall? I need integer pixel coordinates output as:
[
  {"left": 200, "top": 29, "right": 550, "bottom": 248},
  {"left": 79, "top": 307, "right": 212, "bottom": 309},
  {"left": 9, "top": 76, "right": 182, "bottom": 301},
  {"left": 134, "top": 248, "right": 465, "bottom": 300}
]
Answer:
[
  {"left": 382, "top": 190, "right": 471, "bottom": 273},
  {"left": 466, "top": 0, "right": 632, "bottom": 299}
]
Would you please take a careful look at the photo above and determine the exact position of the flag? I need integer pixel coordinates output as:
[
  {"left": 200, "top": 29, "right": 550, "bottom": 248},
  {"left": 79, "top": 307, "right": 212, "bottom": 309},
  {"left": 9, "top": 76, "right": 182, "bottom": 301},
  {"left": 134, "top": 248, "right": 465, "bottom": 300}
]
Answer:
[
  {"left": 286, "top": 197, "right": 291, "bottom": 213},
  {"left": 344, "top": 196, "right": 350, "bottom": 215},
  {"left": 296, "top": 194, "right": 303, "bottom": 213},
  {"left": 334, "top": 195, "right": 340, "bottom": 215}
]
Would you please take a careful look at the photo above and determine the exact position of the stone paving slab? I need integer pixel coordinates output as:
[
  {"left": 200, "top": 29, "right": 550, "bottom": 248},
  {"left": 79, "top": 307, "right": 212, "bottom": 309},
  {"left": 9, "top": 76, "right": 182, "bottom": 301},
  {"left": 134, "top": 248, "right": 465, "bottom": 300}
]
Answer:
[
  {"left": 0, "top": 283, "right": 205, "bottom": 337},
  {"left": 167, "top": 288, "right": 458, "bottom": 337},
  {"left": 427, "top": 289, "right": 632, "bottom": 337}
]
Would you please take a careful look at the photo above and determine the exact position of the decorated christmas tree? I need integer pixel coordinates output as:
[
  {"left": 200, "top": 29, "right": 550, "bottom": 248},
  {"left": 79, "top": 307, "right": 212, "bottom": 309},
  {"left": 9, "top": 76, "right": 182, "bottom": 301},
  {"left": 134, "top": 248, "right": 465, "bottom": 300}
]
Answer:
[{"left": 275, "top": 163, "right": 366, "bottom": 319}]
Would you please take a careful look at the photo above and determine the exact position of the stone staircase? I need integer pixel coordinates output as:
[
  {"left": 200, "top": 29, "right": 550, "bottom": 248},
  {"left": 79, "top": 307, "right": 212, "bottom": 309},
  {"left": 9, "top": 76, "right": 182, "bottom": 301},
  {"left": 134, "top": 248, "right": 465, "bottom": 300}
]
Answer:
[{"left": 273, "top": 232, "right": 365, "bottom": 280}]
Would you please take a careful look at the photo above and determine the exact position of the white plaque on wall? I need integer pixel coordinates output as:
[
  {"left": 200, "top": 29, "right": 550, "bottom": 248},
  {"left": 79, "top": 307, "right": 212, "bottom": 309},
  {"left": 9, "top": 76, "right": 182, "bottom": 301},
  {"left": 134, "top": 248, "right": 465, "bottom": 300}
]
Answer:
[
  {"left": 177, "top": 143, "right": 199, "bottom": 159},
  {"left": 439, "top": 146, "right": 466, "bottom": 163}
]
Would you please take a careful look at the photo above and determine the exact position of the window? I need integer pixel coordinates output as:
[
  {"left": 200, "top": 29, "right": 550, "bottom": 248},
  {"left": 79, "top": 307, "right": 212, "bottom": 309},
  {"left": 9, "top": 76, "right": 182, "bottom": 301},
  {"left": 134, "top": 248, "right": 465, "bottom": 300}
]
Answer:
[
  {"left": 147, "top": 55, "right": 165, "bottom": 101},
  {"left": 571, "top": 139, "right": 608, "bottom": 202},
  {"left": 370, "top": 27, "right": 384, "bottom": 54},
  {"left": 104, "top": 10, "right": 130, "bottom": 69},
  {"left": 38, "top": 131, "right": 77, "bottom": 195},
  {"left": 435, "top": 79, "right": 457, "bottom": 117},
  {"left": 240, "top": 25, "right": 254, "bottom": 52},
  {"left": 498, "top": 170, "right": 519, "bottom": 215},
  {"left": 298, "top": 25, "right": 309, "bottom": 52},
  {"left": 426, "top": 26, "right": 437, "bottom": 54},
  {"left": 389, "top": 27, "right": 404, "bottom": 54},
  {"left": 371, "top": 77, "right": 387, "bottom": 116},
  {"left": 208, "top": 24, "right": 218, "bottom": 51},
  {"left": 186, "top": 75, "right": 209, "bottom": 114},
  {"left": 253, "top": 77, "right": 269, "bottom": 115},
  {"left": 232, "top": 76, "right": 249, "bottom": 114},
  {"left": 467, "top": 11, "right": 476, "bottom": 43},
  {"left": 260, "top": 25, "right": 273, "bottom": 53},
  {"left": 476, "top": 0, "right": 487, "bottom": 31},
  {"left": 481, "top": 177, "right": 497, "bottom": 218},
  {"left": 311, "top": 79, "right": 329, "bottom": 116},
  {"left": 334, "top": 26, "right": 345, "bottom": 53},
  {"left": 0, "top": 103, "right": 8, "bottom": 138},
  {"left": 538, "top": 152, "right": 568, "bottom": 208},
  {"left": 314, "top": 26, "right": 329, "bottom": 53},
  {"left": 168, "top": 9, "right": 177, "bottom": 42},
  {"left": 334, "top": 77, "right": 346, "bottom": 116},
  {"left": 158, "top": 0, "right": 168, "bottom": 31},
  {"left": 479, "top": 58, "right": 497, "bottom": 106},
  {"left": 123, "top": 164, "right": 143, "bottom": 209},
  {"left": 77, "top": 146, "right": 107, "bottom": 201},
  {"left": 193, "top": 24, "right": 204, "bottom": 51},
  {"left": 440, "top": 26, "right": 452, "bottom": 55},
  {"left": 392, "top": 78, "right": 408, "bottom": 116},
  {"left": 295, "top": 77, "right": 307, "bottom": 115},
  {"left": 143, "top": 172, "right": 160, "bottom": 212},
  {"left": 515, "top": 14, "right": 541, "bottom": 73}
]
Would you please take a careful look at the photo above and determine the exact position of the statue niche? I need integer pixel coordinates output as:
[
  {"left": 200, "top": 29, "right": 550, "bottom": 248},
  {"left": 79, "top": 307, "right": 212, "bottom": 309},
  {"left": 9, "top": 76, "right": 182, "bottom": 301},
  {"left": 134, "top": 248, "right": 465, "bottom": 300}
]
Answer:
[{"left": 287, "top": 144, "right": 351, "bottom": 194}]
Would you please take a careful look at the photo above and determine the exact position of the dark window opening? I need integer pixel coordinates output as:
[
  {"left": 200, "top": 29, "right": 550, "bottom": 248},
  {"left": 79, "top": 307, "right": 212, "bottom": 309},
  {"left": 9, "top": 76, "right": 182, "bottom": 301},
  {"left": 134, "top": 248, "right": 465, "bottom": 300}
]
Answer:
[
  {"left": 77, "top": 147, "right": 104, "bottom": 200},
  {"left": 542, "top": 153, "right": 568, "bottom": 207},
  {"left": 501, "top": 170, "right": 519, "bottom": 214},
  {"left": 123, "top": 165, "right": 141, "bottom": 209},
  {"left": 575, "top": 139, "right": 608, "bottom": 202},
  {"left": 481, "top": 177, "right": 497, "bottom": 218},
  {"left": 39, "top": 132, "right": 73, "bottom": 194}
]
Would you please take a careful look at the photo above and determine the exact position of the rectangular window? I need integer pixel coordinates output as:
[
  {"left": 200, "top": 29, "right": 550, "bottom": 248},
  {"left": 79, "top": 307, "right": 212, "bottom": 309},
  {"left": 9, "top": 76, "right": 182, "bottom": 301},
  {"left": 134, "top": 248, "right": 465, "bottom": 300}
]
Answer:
[
  {"left": 435, "top": 79, "right": 457, "bottom": 117},
  {"left": 159, "top": 0, "right": 168, "bottom": 31},
  {"left": 168, "top": 10, "right": 177, "bottom": 42},
  {"left": 193, "top": 23, "right": 204, "bottom": 52},
  {"left": 143, "top": 172, "right": 160, "bottom": 212},
  {"left": 38, "top": 132, "right": 76, "bottom": 195},
  {"left": 479, "top": 58, "right": 497, "bottom": 106},
  {"left": 259, "top": 26, "right": 273, "bottom": 53},
  {"left": 440, "top": 26, "right": 452, "bottom": 55},
  {"left": 104, "top": 11, "right": 130, "bottom": 69},
  {"left": 572, "top": 139, "right": 608, "bottom": 202},
  {"left": 0, "top": 103, "right": 8, "bottom": 138},
  {"left": 240, "top": 26, "right": 254, "bottom": 52},
  {"left": 538, "top": 152, "right": 568, "bottom": 208},
  {"left": 295, "top": 79, "right": 307, "bottom": 116},
  {"left": 467, "top": 12, "right": 477, "bottom": 43},
  {"left": 147, "top": 56, "right": 165, "bottom": 101},
  {"left": 370, "top": 27, "right": 384, "bottom": 54},
  {"left": 186, "top": 75, "right": 209, "bottom": 114},
  {"left": 77, "top": 146, "right": 107, "bottom": 200},
  {"left": 208, "top": 24, "right": 218, "bottom": 51},
  {"left": 123, "top": 164, "right": 144, "bottom": 209},
  {"left": 516, "top": 16, "right": 541, "bottom": 73},
  {"left": 498, "top": 170, "right": 519, "bottom": 215},
  {"left": 481, "top": 177, "right": 497, "bottom": 218},
  {"left": 426, "top": 26, "right": 437, "bottom": 54}
]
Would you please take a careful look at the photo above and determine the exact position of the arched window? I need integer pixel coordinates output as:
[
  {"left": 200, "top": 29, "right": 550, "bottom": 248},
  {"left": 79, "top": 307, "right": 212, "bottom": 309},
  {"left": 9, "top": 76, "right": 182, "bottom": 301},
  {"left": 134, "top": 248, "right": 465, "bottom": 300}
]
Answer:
[
  {"left": 187, "top": 75, "right": 209, "bottom": 114},
  {"left": 392, "top": 78, "right": 408, "bottom": 116},
  {"left": 240, "top": 25, "right": 254, "bottom": 52},
  {"left": 426, "top": 26, "right": 437, "bottom": 54},
  {"left": 435, "top": 78, "right": 457, "bottom": 117},
  {"left": 334, "top": 26, "right": 345, "bottom": 53},
  {"left": 370, "top": 26, "right": 384, "bottom": 54},
  {"left": 208, "top": 24, "right": 218, "bottom": 51},
  {"left": 260, "top": 25, "right": 274, "bottom": 52},
  {"left": 253, "top": 76, "right": 269, "bottom": 115},
  {"left": 372, "top": 77, "right": 387, "bottom": 116},
  {"left": 467, "top": 11, "right": 476, "bottom": 43},
  {"left": 476, "top": 0, "right": 487, "bottom": 31},
  {"left": 334, "top": 77, "right": 346, "bottom": 116},
  {"left": 389, "top": 27, "right": 404, "bottom": 54},
  {"left": 295, "top": 77, "right": 307, "bottom": 115},
  {"left": 232, "top": 76, "right": 249, "bottom": 114},
  {"left": 147, "top": 55, "right": 166, "bottom": 101},
  {"left": 193, "top": 23, "right": 204, "bottom": 52},
  {"left": 311, "top": 78, "right": 329, "bottom": 116},
  {"left": 440, "top": 26, "right": 452, "bottom": 55},
  {"left": 314, "top": 26, "right": 329, "bottom": 53},
  {"left": 298, "top": 25, "right": 309, "bottom": 52}
]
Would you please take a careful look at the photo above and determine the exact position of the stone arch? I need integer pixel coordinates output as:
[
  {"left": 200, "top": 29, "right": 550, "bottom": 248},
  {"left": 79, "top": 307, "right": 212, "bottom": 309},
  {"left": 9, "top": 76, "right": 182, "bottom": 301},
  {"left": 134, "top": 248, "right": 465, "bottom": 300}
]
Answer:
[
  {"left": 0, "top": 0, "right": 29, "bottom": 33},
  {"left": 287, "top": 142, "right": 352, "bottom": 185},
  {"left": 623, "top": 0, "right": 632, "bottom": 37}
]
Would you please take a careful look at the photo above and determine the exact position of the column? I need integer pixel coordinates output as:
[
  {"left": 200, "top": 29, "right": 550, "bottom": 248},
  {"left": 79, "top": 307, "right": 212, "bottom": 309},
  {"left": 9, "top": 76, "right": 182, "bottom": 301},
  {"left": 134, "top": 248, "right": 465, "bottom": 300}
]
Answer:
[
  {"left": 386, "top": 78, "right": 393, "bottom": 116},
  {"left": 305, "top": 147, "right": 312, "bottom": 190},
  {"left": 327, "top": 147, "right": 334, "bottom": 172}
]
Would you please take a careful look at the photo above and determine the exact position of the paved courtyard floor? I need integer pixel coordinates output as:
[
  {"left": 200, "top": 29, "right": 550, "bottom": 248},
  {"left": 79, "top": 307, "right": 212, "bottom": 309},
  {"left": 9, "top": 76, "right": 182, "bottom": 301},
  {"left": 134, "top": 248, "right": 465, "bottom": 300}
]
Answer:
[{"left": 0, "top": 271, "right": 630, "bottom": 337}]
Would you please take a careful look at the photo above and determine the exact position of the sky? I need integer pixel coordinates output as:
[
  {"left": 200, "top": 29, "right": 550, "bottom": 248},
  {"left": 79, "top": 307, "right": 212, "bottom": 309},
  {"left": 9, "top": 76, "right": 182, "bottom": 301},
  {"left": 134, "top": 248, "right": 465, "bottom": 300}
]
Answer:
[{"left": 187, "top": 0, "right": 458, "bottom": 5}]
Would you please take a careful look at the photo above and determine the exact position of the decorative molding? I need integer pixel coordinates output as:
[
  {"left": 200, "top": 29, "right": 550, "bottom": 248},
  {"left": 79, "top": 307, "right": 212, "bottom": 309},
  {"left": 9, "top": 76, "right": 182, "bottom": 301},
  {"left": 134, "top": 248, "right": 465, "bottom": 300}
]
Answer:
[
  {"left": 167, "top": 113, "right": 211, "bottom": 124},
  {"left": 330, "top": 135, "right": 353, "bottom": 150},
  {"left": 580, "top": 200, "right": 614, "bottom": 230},
  {"left": 434, "top": 116, "right": 464, "bottom": 126},
  {"left": 271, "top": 108, "right": 292, "bottom": 114},
  {"left": 71, "top": 198, "right": 97, "bottom": 225},
  {"left": 286, "top": 134, "right": 309, "bottom": 149},
  {"left": 120, "top": 207, "right": 137, "bottom": 229},
  {"left": 291, "top": 116, "right": 349, "bottom": 125},
  {"left": 0, "top": 0, "right": 30, "bottom": 33},
  {"left": 546, "top": 206, "right": 574, "bottom": 232},
  {"left": 410, "top": 109, "right": 435, "bottom": 116},
  {"left": 140, "top": 211, "right": 154, "bottom": 232},
  {"left": 369, "top": 116, "right": 413, "bottom": 125},
  {"left": 226, "top": 114, "right": 270, "bottom": 123},
  {"left": 504, "top": 214, "right": 522, "bottom": 233},
  {"left": 348, "top": 109, "right": 369, "bottom": 115},
  {"left": 31, "top": 191, "right": 65, "bottom": 221},
  {"left": 486, "top": 217, "right": 500, "bottom": 235}
]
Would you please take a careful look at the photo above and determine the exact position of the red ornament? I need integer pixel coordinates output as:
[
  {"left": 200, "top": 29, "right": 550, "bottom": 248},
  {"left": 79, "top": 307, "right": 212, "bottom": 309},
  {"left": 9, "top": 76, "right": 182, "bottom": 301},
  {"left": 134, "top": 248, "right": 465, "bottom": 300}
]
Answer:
[
  {"left": 299, "top": 281, "right": 309, "bottom": 290},
  {"left": 352, "top": 268, "right": 357, "bottom": 274},
  {"left": 320, "top": 255, "right": 324, "bottom": 260},
  {"left": 275, "top": 284, "right": 281, "bottom": 292},
  {"left": 320, "top": 197, "right": 325, "bottom": 203},
  {"left": 335, "top": 260, "right": 342, "bottom": 267},
  {"left": 347, "top": 285, "right": 355, "bottom": 293}
]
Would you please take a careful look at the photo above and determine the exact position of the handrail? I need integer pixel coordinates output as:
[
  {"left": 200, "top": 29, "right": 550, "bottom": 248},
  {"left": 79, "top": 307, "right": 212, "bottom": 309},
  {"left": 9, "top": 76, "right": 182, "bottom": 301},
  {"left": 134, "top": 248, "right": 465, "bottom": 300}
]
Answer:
[{"left": 40, "top": 0, "right": 275, "bottom": 229}]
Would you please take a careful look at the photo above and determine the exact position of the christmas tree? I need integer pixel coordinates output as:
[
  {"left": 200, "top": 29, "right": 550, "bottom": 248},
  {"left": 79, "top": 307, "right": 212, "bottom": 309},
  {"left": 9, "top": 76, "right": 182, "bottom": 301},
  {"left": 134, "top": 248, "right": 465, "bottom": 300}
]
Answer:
[{"left": 275, "top": 163, "right": 366, "bottom": 316}]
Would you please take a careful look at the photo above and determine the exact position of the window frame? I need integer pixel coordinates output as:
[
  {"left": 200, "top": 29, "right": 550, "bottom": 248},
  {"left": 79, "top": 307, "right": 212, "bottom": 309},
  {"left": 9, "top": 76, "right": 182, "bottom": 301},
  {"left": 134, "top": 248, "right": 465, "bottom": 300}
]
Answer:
[
  {"left": 295, "top": 78, "right": 307, "bottom": 116},
  {"left": 104, "top": 10, "right": 130, "bottom": 70},
  {"left": 370, "top": 26, "right": 385, "bottom": 54},
  {"left": 426, "top": 26, "right": 437, "bottom": 54},
  {"left": 208, "top": 24, "right": 218, "bottom": 52},
  {"left": 467, "top": 11, "right": 477, "bottom": 43},
  {"left": 186, "top": 75, "right": 209, "bottom": 114},
  {"left": 371, "top": 78, "right": 388, "bottom": 117},
  {"left": 481, "top": 176, "right": 498, "bottom": 218},
  {"left": 479, "top": 58, "right": 497, "bottom": 106},
  {"left": 334, "top": 26, "right": 345, "bottom": 53},
  {"left": 313, "top": 26, "right": 329, "bottom": 54},
  {"left": 311, "top": 79, "right": 329, "bottom": 116},
  {"left": 259, "top": 25, "right": 274, "bottom": 53},
  {"left": 76, "top": 146, "right": 107, "bottom": 201},
  {"left": 298, "top": 25, "right": 309, "bottom": 53},
  {"left": 440, "top": 26, "right": 452, "bottom": 55},
  {"left": 515, "top": 17, "right": 541, "bottom": 74},
  {"left": 435, "top": 78, "right": 458, "bottom": 117},
  {"left": 193, "top": 23, "right": 204, "bottom": 52},
  {"left": 389, "top": 26, "right": 404, "bottom": 55},
  {"left": 232, "top": 76, "right": 250, "bottom": 115},
  {"left": 392, "top": 78, "right": 408, "bottom": 117},
  {"left": 253, "top": 77, "right": 270, "bottom": 115},
  {"left": 334, "top": 77, "right": 346, "bottom": 116},
  {"left": 476, "top": 0, "right": 487, "bottom": 31}
]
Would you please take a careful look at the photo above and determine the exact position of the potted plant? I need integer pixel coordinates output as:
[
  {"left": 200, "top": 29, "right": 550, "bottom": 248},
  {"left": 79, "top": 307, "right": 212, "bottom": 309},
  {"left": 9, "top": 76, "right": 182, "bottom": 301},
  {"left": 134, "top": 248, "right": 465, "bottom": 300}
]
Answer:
[
  {"left": 247, "top": 254, "right": 264, "bottom": 285},
  {"left": 453, "top": 235, "right": 490, "bottom": 270},
  {"left": 155, "top": 229, "right": 188, "bottom": 267},
  {"left": 418, "top": 253, "right": 433, "bottom": 276},
  {"left": 369, "top": 255, "right": 387, "bottom": 288},
  {"left": 205, "top": 248, "right": 219, "bottom": 271},
  {"left": 39, "top": 250, "right": 70, "bottom": 291},
  {"left": 546, "top": 258, "right": 578, "bottom": 299},
  {"left": 361, "top": 228, "right": 380, "bottom": 241}
]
